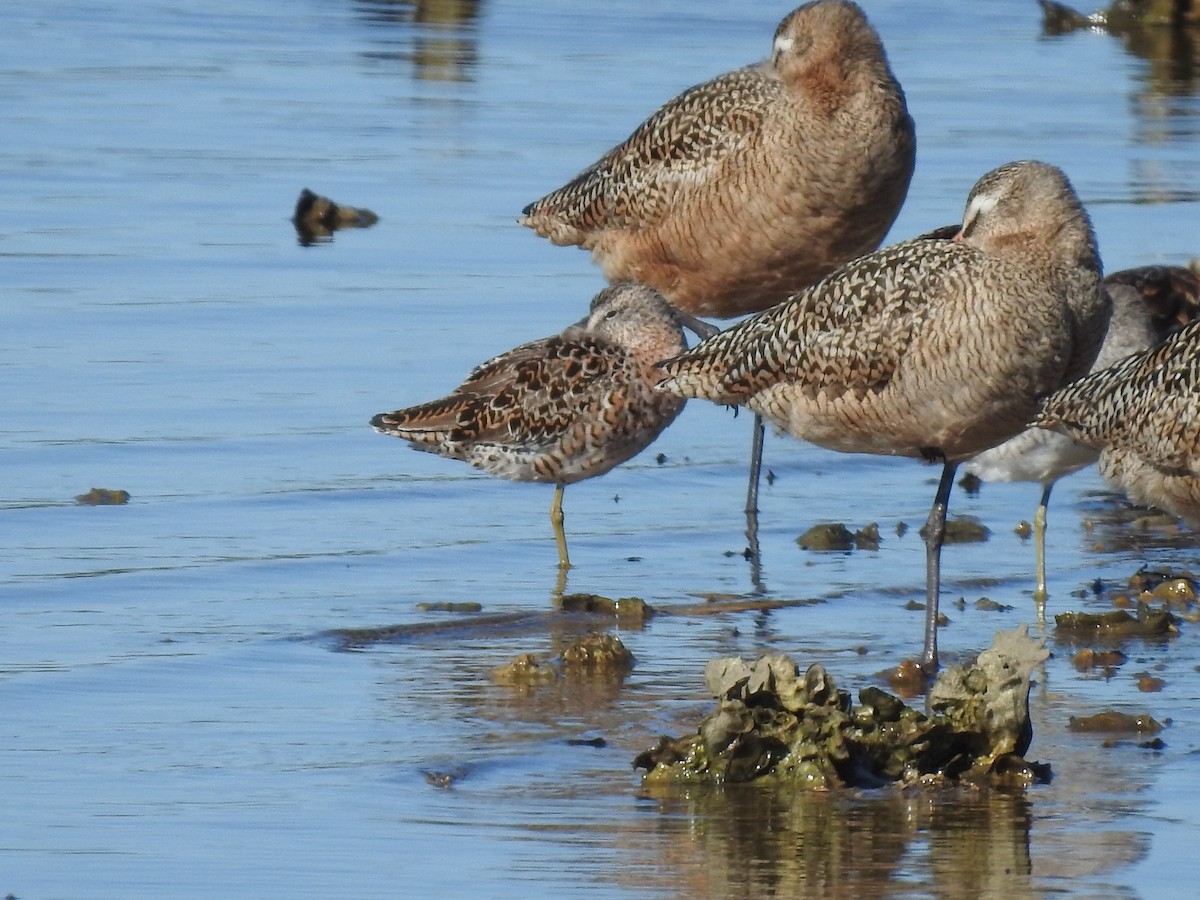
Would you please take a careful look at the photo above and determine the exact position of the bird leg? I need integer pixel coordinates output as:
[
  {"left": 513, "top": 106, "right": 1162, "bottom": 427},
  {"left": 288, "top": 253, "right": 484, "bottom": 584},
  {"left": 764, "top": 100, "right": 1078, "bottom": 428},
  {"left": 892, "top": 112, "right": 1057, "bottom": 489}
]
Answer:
[
  {"left": 1033, "top": 481, "right": 1053, "bottom": 619},
  {"left": 550, "top": 483, "right": 571, "bottom": 570},
  {"left": 744, "top": 499, "right": 765, "bottom": 595},
  {"left": 921, "top": 461, "right": 959, "bottom": 675},
  {"left": 745, "top": 414, "right": 766, "bottom": 515}
]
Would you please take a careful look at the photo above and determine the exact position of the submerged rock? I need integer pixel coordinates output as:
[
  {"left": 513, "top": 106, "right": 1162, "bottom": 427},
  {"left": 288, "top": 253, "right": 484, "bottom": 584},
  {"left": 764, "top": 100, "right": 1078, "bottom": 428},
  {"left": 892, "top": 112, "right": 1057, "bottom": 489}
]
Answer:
[
  {"left": 1071, "top": 648, "right": 1128, "bottom": 671},
  {"left": 415, "top": 601, "right": 484, "bottom": 613},
  {"left": 1068, "top": 710, "right": 1164, "bottom": 734},
  {"left": 796, "top": 522, "right": 881, "bottom": 552},
  {"left": 493, "top": 652, "right": 558, "bottom": 686},
  {"left": 1054, "top": 608, "right": 1179, "bottom": 641},
  {"left": 919, "top": 515, "right": 991, "bottom": 544},
  {"left": 796, "top": 523, "right": 856, "bottom": 551},
  {"left": 494, "top": 633, "right": 635, "bottom": 687},
  {"left": 559, "top": 593, "right": 653, "bottom": 621},
  {"left": 633, "top": 627, "right": 1049, "bottom": 789}
]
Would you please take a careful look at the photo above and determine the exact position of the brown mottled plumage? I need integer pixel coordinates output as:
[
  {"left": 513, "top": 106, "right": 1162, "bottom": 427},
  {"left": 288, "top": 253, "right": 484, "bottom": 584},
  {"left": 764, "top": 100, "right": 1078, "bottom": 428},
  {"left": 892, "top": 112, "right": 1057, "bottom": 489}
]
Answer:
[
  {"left": 371, "top": 282, "right": 688, "bottom": 568},
  {"left": 521, "top": 0, "right": 915, "bottom": 517},
  {"left": 519, "top": 0, "right": 915, "bottom": 320},
  {"left": 1034, "top": 316, "right": 1200, "bottom": 527},
  {"left": 967, "top": 263, "right": 1200, "bottom": 603},
  {"left": 657, "top": 161, "right": 1110, "bottom": 672}
]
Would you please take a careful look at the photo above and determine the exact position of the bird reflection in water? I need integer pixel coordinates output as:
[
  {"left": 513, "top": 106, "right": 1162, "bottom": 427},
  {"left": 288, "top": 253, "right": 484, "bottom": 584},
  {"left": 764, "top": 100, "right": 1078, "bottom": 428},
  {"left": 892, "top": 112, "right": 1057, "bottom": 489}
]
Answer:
[{"left": 351, "top": 0, "right": 482, "bottom": 82}]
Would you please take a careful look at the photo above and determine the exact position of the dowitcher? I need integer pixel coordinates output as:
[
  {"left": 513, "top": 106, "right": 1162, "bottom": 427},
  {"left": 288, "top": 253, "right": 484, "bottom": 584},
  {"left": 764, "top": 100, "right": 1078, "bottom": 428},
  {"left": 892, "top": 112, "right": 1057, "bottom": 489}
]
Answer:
[
  {"left": 656, "top": 160, "right": 1109, "bottom": 672},
  {"left": 520, "top": 0, "right": 916, "bottom": 514},
  {"left": 1034, "top": 315, "right": 1200, "bottom": 528},
  {"left": 370, "top": 282, "right": 689, "bottom": 569},
  {"left": 967, "top": 264, "right": 1199, "bottom": 604}
]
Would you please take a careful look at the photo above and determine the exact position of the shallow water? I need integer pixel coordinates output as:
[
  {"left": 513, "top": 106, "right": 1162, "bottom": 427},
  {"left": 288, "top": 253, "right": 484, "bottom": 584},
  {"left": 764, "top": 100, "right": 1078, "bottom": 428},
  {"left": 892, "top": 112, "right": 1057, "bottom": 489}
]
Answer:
[{"left": 3, "top": 0, "right": 1200, "bottom": 896}]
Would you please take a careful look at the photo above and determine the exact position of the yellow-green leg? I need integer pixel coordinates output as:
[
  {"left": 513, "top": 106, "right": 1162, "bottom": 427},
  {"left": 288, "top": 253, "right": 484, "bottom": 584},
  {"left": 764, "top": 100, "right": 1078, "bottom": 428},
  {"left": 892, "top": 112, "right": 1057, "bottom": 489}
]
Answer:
[
  {"left": 550, "top": 483, "right": 571, "bottom": 570},
  {"left": 1033, "top": 482, "right": 1053, "bottom": 620}
]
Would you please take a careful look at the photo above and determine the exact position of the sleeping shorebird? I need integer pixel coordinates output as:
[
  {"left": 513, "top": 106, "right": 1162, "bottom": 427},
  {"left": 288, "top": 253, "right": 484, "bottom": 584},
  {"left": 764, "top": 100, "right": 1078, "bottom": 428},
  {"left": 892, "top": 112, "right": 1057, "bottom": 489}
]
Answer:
[
  {"left": 1034, "top": 315, "right": 1200, "bottom": 529},
  {"left": 656, "top": 161, "right": 1110, "bottom": 673},
  {"left": 520, "top": 0, "right": 916, "bottom": 520},
  {"left": 371, "top": 283, "right": 689, "bottom": 570},
  {"left": 966, "top": 264, "right": 1199, "bottom": 605}
]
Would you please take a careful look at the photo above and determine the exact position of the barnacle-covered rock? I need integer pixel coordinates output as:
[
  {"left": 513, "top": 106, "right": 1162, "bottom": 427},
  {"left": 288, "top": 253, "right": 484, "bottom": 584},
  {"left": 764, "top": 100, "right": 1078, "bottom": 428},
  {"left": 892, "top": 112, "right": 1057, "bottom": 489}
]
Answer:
[
  {"left": 560, "top": 632, "right": 635, "bottom": 676},
  {"left": 635, "top": 627, "right": 1049, "bottom": 789}
]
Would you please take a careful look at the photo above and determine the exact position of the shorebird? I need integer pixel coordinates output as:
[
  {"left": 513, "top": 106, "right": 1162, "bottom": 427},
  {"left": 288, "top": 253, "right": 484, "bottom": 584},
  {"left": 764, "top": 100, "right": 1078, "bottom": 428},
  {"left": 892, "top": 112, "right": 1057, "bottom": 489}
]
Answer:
[
  {"left": 371, "top": 282, "right": 689, "bottom": 569},
  {"left": 656, "top": 160, "right": 1110, "bottom": 672},
  {"left": 520, "top": 0, "right": 916, "bottom": 517},
  {"left": 966, "top": 264, "right": 1200, "bottom": 604},
  {"left": 1034, "top": 315, "right": 1200, "bottom": 528}
]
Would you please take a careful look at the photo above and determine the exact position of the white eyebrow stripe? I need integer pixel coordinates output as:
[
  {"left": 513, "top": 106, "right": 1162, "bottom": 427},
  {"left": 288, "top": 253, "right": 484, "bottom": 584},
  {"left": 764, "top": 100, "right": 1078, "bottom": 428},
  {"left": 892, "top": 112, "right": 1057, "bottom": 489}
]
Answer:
[
  {"left": 774, "top": 36, "right": 795, "bottom": 55},
  {"left": 963, "top": 193, "right": 999, "bottom": 226}
]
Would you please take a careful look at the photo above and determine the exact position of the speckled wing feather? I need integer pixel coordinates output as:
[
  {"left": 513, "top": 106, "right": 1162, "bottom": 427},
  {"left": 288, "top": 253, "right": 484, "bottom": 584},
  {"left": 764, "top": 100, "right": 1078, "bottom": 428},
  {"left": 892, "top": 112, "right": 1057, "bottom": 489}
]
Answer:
[
  {"left": 658, "top": 239, "right": 973, "bottom": 404},
  {"left": 1035, "top": 317, "right": 1200, "bottom": 474},
  {"left": 522, "top": 66, "right": 776, "bottom": 235},
  {"left": 373, "top": 333, "right": 634, "bottom": 459}
]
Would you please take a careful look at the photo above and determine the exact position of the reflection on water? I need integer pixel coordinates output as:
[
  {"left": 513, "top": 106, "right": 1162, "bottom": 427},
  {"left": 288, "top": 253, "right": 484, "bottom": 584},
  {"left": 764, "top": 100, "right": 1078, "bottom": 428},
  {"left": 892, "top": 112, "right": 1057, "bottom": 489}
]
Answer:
[
  {"left": 630, "top": 785, "right": 1034, "bottom": 897},
  {"left": 353, "top": 0, "right": 483, "bottom": 81},
  {"left": 1042, "top": 0, "right": 1200, "bottom": 202}
]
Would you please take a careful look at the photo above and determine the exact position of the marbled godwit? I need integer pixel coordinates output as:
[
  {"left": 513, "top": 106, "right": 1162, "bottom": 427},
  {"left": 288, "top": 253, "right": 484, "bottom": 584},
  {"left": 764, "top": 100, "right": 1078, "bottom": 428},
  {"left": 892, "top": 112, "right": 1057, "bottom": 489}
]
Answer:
[
  {"left": 967, "top": 264, "right": 1200, "bottom": 604},
  {"left": 656, "top": 160, "right": 1109, "bottom": 672},
  {"left": 371, "top": 282, "right": 689, "bottom": 569},
  {"left": 520, "top": 0, "right": 916, "bottom": 516},
  {"left": 1034, "top": 315, "right": 1200, "bottom": 528}
]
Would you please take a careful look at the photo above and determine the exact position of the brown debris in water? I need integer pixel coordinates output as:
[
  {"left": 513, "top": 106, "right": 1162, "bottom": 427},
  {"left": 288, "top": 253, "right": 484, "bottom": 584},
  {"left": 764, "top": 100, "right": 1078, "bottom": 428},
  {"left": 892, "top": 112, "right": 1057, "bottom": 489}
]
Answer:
[
  {"left": 75, "top": 487, "right": 130, "bottom": 506},
  {"left": 292, "top": 188, "right": 379, "bottom": 246},
  {"left": 1068, "top": 710, "right": 1164, "bottom": 734},
  {"left": 633, "top": 626, "right": 1049, "bottom": 790}
]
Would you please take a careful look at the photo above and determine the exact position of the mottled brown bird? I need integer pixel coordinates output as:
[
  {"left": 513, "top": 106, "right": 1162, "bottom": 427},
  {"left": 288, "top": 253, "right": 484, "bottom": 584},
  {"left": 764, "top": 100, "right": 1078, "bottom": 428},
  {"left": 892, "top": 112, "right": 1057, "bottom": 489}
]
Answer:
[
  {"left": 656, "top": 160, "right": 1110, "bottom": 672},
  {"left": 967, "top": 264, "right": 1199, "bottom": 603},
  {"left": 1034, "top": 315, "right": 1200, "bottom": 528},
  {"left": 520, "top": 0, "right": 914, "bottom": 319},
  {"left": 371, "top": 282, "right": 689, "bottom": 569},
  {"left": 520, "top": 0, "right": 916, "bottom": 514}
]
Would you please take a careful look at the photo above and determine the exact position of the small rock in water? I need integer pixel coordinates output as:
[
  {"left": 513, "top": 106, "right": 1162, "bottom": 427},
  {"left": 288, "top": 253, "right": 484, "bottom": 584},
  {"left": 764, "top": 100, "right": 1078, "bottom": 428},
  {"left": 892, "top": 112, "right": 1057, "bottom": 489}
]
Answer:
[
  {"left": 920, "top": 515, "right": 990, "bottom": 544},
  {"left": 796, "top": 523, "right": 855, "bottom": 551},
  {"left": 796, "top": 522, "right": 881, "bottom": 552}
]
